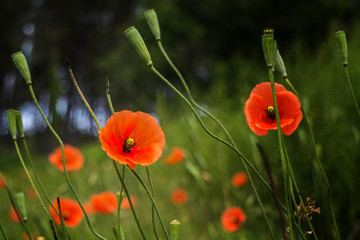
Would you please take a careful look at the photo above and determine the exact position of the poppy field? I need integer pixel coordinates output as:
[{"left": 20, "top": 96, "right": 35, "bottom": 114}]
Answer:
[{"left": 1, "top": 8, "right": 360, "bottom": 240}]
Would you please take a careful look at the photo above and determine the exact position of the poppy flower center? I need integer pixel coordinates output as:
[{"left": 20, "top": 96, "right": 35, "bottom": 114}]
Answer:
[
  {"left": 62, "top": 211, "right": 70, "bottom": 220},
  {"left": 123, "top": 137, "right": 135, "bottom": 153},
  {"left": 265, "top": 105, "right": 275, "bottom": 120},
  {"left": 230, "top": 215, "right": 240, "bottom": 224}
]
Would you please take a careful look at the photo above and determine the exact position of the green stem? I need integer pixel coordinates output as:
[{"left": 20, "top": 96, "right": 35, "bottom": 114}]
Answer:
[
  {"left": 344, "top": 66, "right": 360, "bottom": 120},
  {"left": 57, "top": 197, "right": 71, "bottom": 240},
  {"left": 27, "top": 84, "right": 107, "bottom": 240},
  {"left": 267, "top": 68, "right": 292, "bottom": 236},
  {"left": 284, "top": 77, "right": 340, "bottom": 239},
  {"left": 116, "top": 166, "right": 125, "bottom": 240},
  {"left": 67, "top": 66, "right": 101, "bottom": 130},
  {"left": 0, "top": 223, "right": 8, "bottom": 240},
  {"left": 112, "top": 162, "right": 147, "bottom": 240},
  {"left": 21, "top": 138, "right": 59, "bottom": 216},
  {"left": 13, "top": 140, "right": 51, "bottom": 218},
  {"left": 130, "top": 169, "right": 170, "bottom": 240},
  {"left": 146, "top": 167, "right": 159, "bottom": 240}
]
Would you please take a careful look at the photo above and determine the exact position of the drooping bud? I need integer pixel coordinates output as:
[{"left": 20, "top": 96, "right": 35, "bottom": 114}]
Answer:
[
  {"left": 11, "top": 51, "right": 32, "bottom": 84},
  {"left": 125, "top": 26, "right": 153, "bottom": 66},
  {"left": 170, "top": 219, "right": 181, "bottom": 240},
  {"left": 335, "top": 30, "right": 348, "bottom": 66},
  {"left": 6, "top": 109, "right": 18, "bottom": 140},
  {"left": 144, "top": 9, "right": 161, "bottom": 40},
  {"left": 262, "top": 28, "right": 275, "bottom": 67},
  {"left": 276, "top": 49, "right": 287, "bottom": 78},
  {"left": 15, "top": 111, "right": 25, "bottom": 138},
  {"left": 15, "top": 192, "right": 27, "bottom": 222}
]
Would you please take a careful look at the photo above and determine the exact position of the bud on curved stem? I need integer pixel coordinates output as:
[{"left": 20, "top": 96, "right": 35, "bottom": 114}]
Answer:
[
  {"left": 11, "top": 52, "right": 32, "bottom": 84},
  {"left": 6, "top": 109, "right": 18, "bottom": 140},
  {"left": 276, "top": 49, "right": 287, "bottom": 78},
  {"left": 144, "top": 9, "right": 161, "bottom": 40},
  {"left": 125, "top": 26, "right": 153, "bottom": 66},
  {"left": 15, "top": 192, "right": 27, "bottom": 222},
  {"left": 335, "top": 30, "right": 348, "bottom": 66}
]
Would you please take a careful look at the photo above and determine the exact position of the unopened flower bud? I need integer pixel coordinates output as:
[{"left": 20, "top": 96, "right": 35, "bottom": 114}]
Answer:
[
  {"left": 335, "top": 30, "right": 348, "bottom": 66},
  {"left": 15, "top": 111, "right": 25, "bottom": 138},
  {"left": 15, "top": 192, "right": 27, "bottom": 222},
  {"left": 125, "top": 26, "right": 153, "bottom": 66},
  {"left": 276, "top": 49, "right": 287, "bottom": 78},
  {"left": 262, "top": 28, "right": 275, "bottom": 67},
  {"left": 11, "top": 52, "right": 32, "bottom": 84},
  {"left": 6, "top": 109, "right": 18, "bottom": 140},
  {"left": 170, "top": 219, "right": 181, "bottom": 240},
  {"left": 144, "top": 9, "right": 161, "bottom": 40}
]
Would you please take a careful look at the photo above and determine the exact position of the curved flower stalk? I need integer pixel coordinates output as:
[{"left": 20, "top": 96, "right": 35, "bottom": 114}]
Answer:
[{"left": 11, "top": 51, "right": 107, "bottom": 240}]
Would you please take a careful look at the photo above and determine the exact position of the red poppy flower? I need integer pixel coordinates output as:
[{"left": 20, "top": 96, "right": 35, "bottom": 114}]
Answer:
[
  {"left": 120, "top": 196, "right": 137, "bottom": 210},
  {"left": 231, "top": 172, "right": 248, "bottom": 188},
  {"left": 170, "top": 188, "right": 188, "bottom": 206},
  {"left": 49, "top": 198, "right": 83, "bottom": 228},
  {"left": 164, "top": 147, "right": 186, "bottom": 165},
  {"left": 244, "top": 82, "right": 302, "bottom": 136},
  {"left": 9, "top": 207, "right": 21, "bottom": 223},
  {"left": 221, "top": 206, "right": 247, "bottom": 232},
  {"left": 48, "top": 144, "right": 84, "bottom": 172},
  {"left": 98, "top": 110, "right": 166, "bottom": 169},
  {"left": 90, "top": 191, "right": 117, "bottom": 215},
  {"left": 0, "top": 173, "right": 7, "bottom": 188}
]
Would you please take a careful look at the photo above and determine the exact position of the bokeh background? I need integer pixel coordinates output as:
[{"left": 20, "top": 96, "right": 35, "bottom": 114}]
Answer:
[{"left": 1, "top": 0, "right": 360, "bottom": 239}]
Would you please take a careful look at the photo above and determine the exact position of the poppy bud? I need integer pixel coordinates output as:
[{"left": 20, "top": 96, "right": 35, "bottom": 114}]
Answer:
[
  {"left": 6, "top": 109, "right": 18, "bottom": 140},
  {"left": 335, "top": 30, "right": 348, "bottom": 66},
  {"left": 144, "top": 9, "right": 161, "bottom": 40},
  {"left": 15, "top": 111, "right": 25, "bottom": 138},
  {"left": 262, "top": 28, "right": 275, "bottom": 67},
  {"left": 276, "top": 49, "right": 287, "bottom": 78},
  {"left": 11, "top": 51, "right": 32, "bottom": 84},
  {"left": 125, "top": 26, "right": 153, "bottom": 66},
  {"left": 15, "top": 192, "right": 27, "bottom": 222},
  {"left": 170, "top": 219, "right": 181, "bottom": 240}
]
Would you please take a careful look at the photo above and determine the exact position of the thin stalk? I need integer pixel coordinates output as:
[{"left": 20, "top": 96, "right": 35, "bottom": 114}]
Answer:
[
  {"left": 150, "top": 65, "right": 277, "bottom": 204},
  {"left": 57, "top": 198, "right": 71, "bottom": 240},
  {"left": 21, "top": 137, "right": 59, "bottom": 216},
  {"left": 0, "top": 223, "right": 8, "bottom": 240},
  {"left": 27, "top": 84, "right": 107, "bottom": 240},
  {"left": 344, "top": 66, "right": 360, "bottom": 119},
  {"left": 146, "top": 167, "right": 159, "bottom": 240},
  {"left": 13, "top": 140, "right": 51, "bottom": 218},
  {"left": 116, "top": 166, "right": 125, "bottom": 240},
  {"left": 67, "top": 62, "right": 101, "bottom": 130},
  {"left": 0, "top": 173, "right": 32, "bottom": 239},
  {"left": 112, "top": 162, "right": 147, "bottom": 240},
  {"left": 267, "top": 68, "right": 293, "bottom": 236},
  {"left": 284, "top": 77, "right": 340, "bottom": 239},
  {"left": 130, "top": 169, "right": 170, "bottom": 240},
  {"left": 105, "top": 78, "right": 124, "bottom": 240}
]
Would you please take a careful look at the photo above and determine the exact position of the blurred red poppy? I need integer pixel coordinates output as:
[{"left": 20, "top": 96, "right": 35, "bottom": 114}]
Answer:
[
  {"left": 231, "top": 172, "right": 248, "bottom": 188},
  {"left": 90, "top": 191, "right": 117, "bottom": 215},
  {"left": 49, "top": 198, "right": 83, "bottom": 228},
  {"left": 221, "top": 206, "right": 247, "bottom": 232},
  {"left": 120, "top": 196, "right": 137, "bottom": 210},
  {"left": 0, "top": 173, "right": 7, "bottom": 188},
  {"left": 48, "top": 144, "right": 84, "bottom": 172},
  {"left": 244, "top": 82, "right": 302, "bottom": 136},
  {"left": 164, "top": 147, "right": 185, "bottom": 165},
  {"left": 9, "top": 207, "right": 21, "bottom": 223},
  {"left": 99, "top": 110, "right": 165, "bottom": 169},
  {"left": 170, "top": 188, "right": 188, "bottom": 206}
]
